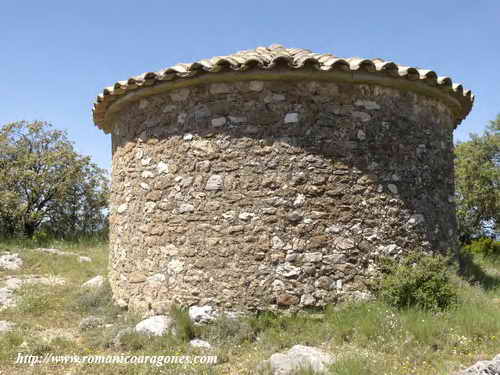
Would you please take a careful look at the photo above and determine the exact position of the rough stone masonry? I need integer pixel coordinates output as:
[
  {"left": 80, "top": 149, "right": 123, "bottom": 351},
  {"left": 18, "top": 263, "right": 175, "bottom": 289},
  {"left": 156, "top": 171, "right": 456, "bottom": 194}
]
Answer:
[{"left": 92, "top": 45, "right": 474, "bottom": 315}]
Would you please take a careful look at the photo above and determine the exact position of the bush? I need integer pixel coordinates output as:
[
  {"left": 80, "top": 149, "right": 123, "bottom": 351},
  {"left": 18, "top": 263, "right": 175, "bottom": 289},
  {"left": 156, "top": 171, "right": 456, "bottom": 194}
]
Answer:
[
  {"left": 463, "top": 237, "right": 500, "bottom": 258},
  {"left": 169, "top": 305, "right": 195, "bottom": 342},
  {"left": 376, "top": 252, "right": 458, "bottom": 311},
  {"left": 201, "top": 314, "right": 255, "bottom": 346},
  {"left": 70, "top": 279, "right": 120, "bottom": 318}
]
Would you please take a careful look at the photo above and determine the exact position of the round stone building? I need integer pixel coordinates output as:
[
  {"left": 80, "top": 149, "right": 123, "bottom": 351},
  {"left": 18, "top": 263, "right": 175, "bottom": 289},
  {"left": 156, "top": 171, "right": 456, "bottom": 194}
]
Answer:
[{"left": 93, "top": 45, "right": 473, "bottom": 315}]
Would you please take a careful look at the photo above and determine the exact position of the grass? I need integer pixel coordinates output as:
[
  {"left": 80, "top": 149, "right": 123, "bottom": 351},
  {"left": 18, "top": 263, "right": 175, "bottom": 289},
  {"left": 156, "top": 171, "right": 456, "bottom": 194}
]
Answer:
[{"left": 0, "top": 238, "right": 499, "bottom": 374}]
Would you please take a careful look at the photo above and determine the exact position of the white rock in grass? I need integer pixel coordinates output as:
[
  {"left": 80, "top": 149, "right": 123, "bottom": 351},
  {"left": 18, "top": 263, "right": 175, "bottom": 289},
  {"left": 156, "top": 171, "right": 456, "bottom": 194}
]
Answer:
[
  {"left": 456, "top": 354, "right": 500, "bottom": 375},
  {"left": 188, "top": 305, "right": 218, "bottom": 324},
  {"left": 78, "top": 256, "right": 92, "bottom": 263},
  {"left": 81, "top": 275, "right": 105, "bottom": 289},
  {"left": 0, "top": 288, "right": 16, "bottom": 310},
  {"left": 259, "top": 345, "right": 335, "bottom": 375},
  {"left": 0, "top": 253, "right": 23, "bottom": 271},
  {"left": 189, "top": 339, "right": 212, "bottom": 349},
  {"left": 135, "top": 315, "right": 174, "bottom": 336},
  {"left": 0, "top": 320, "right": 15, "bottom": 334}
]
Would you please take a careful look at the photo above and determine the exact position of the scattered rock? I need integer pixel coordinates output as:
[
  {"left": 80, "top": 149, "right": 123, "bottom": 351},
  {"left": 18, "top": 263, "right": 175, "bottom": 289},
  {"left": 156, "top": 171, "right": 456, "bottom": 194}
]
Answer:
[
  {"left": 259, "top": 345, "right": 335, "bottom": 374},
  {"left": 189, "top": 305, "right": 218, "bottom": 325},
  {"left": 36, "top": 328, "right": 77, "bottom": 344},
  {"left": 34, "top": 248, "right": 91, "bottom": 262},
  {"left": 0, "top": 288, "right": 16, "bottom": 310},
  {"left": 0, "top": 253, "right": 23, "bottom": 271},
  {"left": 81, "top": 275, "right": 105, "bottom": 289},
  {"left": 190, "top": 339, "right": 212, "bottom": 349},
  {"left": 0, "top": 320, "right": 15, "bottom": 334},
  {"left": 135, "top": 315, "right": 175, "bottom": 336},
  {"left": 4, "top": 275, "right": 65, "bottom": 289},
  {"left": 79, "top": 316, "right": 104, "bottom": 331},
  {"left": 34, "top": 248, "right": 68, "bottom": 256},
  {"left": 0, "top": 275, "right": 65, "bottom": 310},
  {"left": 455, "top": 354, "right": 500, "bottom": 375}
]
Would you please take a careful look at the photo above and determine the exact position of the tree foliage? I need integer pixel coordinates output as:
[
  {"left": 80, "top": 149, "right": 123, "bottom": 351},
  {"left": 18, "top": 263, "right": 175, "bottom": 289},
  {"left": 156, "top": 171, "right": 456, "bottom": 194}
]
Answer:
[
  {"left": 0, "top": 121, "right": 109, "bottom": 238},
  {"left": 454, "top": 115, "right": 500, "bottom": 242}
]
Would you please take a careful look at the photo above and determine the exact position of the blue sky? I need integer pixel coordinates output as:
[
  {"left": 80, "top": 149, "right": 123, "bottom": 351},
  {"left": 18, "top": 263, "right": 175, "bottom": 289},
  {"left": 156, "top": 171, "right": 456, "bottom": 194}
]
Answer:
[{"left": 1, "top": 1, "right": 498, "bottom": 171}]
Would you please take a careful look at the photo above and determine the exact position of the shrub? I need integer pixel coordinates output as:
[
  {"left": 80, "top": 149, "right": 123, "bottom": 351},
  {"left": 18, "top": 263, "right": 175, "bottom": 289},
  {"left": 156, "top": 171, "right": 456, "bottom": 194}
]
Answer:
[
  {"left": 463, "top": 237, "right": 500, "bottom": 258},
  {"left": 70, "top": 279, "right": 120, "bottom": 318},
  {"left": 201, "top": 314, "right": 255, "bottom": 345},
  {"left": 169, "top": 305, "right": 195, "bottom": 342},
  {"left": 375, "top": 252, "right": 458, "bottom": 311}
]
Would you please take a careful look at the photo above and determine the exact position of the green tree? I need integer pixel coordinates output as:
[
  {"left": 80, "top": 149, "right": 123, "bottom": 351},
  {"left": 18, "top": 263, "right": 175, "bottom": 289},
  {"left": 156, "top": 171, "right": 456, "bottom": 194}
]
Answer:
[
  {"left": 454, "top": 115, "right": 500, "bottom": 243},
  {"left": 0, "top": 121, "right": 109, "bottom": 238}
]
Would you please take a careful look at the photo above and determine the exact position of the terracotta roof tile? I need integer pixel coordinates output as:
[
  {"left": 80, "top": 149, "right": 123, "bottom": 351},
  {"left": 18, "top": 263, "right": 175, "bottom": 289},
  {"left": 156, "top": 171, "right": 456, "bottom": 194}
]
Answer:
[{"left": 93, "top": 44, "right": 474, "bottom": 132}]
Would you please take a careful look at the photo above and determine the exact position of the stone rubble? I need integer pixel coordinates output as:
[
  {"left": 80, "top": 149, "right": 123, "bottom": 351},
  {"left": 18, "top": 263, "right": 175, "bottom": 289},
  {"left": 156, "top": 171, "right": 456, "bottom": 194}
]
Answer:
[
  {"left": 0, "top": 253, "right": 23, "bottom": 271},
  {"left": 188, "top": 305, "right": 218, "bottom": 325},
  {"left": 34, "top": 248, "right": 92, "bottom": 263},
  {"left": 135, "top": 315, "right": 175, "bottom": 336},
  {"left": 0, "top": 320, "right": 15, "bottom": 334},
  {"left": 0, "top": 275, "right": 65, "bottom": 310},
  {"left": 81, "top": 275, "right": 105, "bottom": 289},
  {"left": 259, "top": 345, "right": 335, "bottom": 374},
  {"left": 455, "top": 355, "right": 500, "bottom": 375},
  {"left": 189, "top": 339, "right": 212, "bottom": 349}
]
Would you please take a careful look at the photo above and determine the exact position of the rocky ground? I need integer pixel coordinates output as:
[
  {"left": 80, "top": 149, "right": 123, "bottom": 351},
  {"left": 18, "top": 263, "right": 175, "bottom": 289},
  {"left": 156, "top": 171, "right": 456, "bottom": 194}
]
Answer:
[{"left": 0, "top": 243, "right": 499, "bottom": 374}]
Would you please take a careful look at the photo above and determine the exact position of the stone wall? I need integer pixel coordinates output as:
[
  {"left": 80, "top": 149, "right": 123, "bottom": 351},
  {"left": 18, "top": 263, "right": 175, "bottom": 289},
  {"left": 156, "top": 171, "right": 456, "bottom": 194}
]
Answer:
[{"left": 108, "top": 78, "right": 457, "bottom": 315}]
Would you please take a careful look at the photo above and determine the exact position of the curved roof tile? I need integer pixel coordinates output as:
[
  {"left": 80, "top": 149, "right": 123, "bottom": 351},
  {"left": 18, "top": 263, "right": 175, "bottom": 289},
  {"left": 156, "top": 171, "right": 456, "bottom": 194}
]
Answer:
[{"left": 93, "top": 44, "right": 474, "bottom": 132}]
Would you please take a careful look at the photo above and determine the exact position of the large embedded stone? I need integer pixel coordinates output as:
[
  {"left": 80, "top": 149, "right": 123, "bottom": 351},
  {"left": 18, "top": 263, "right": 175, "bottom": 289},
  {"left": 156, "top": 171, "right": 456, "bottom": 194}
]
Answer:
[
  {"left": 259, "top": 345, "right": 335, "bottom": 374},
  {"left": 135, "top": 315, "right": 175, "bottom": 336}
]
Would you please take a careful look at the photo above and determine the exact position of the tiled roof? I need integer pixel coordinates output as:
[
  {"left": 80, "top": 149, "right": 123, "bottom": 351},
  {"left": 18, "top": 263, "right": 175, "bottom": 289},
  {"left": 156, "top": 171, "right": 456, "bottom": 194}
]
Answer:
[{"left": 93, "top": 44, "right": 473, "bottom": 132}]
